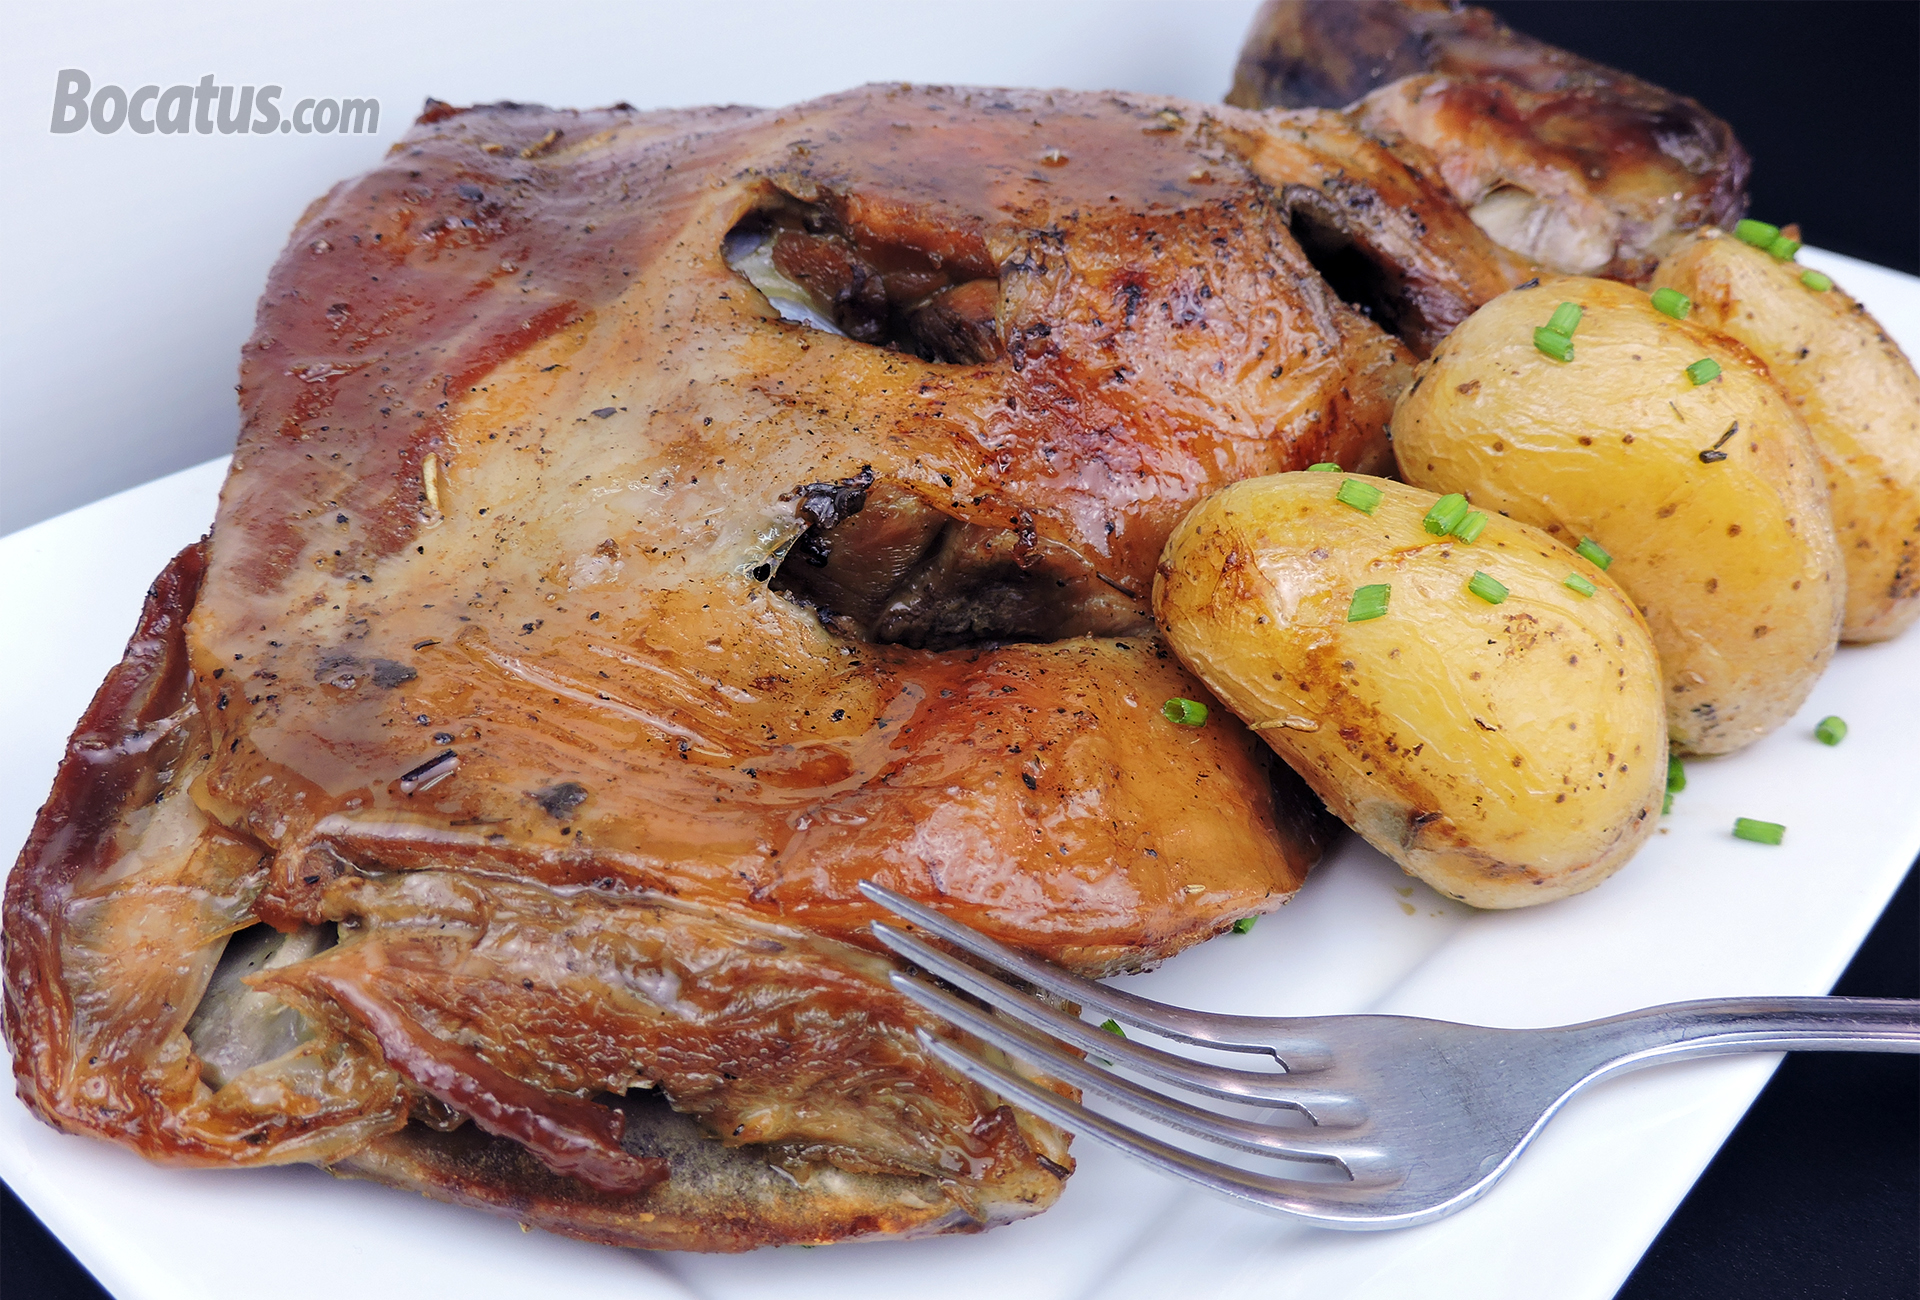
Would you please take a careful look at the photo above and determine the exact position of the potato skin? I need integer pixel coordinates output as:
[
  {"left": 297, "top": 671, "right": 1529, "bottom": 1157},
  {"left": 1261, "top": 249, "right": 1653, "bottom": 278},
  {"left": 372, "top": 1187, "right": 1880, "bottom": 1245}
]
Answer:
[
  {"left": 1652, "top": 230, "right": 1920, "bottom": 642},
  {"left": 1391, "top": 276, "right": 1843, "bottom": 755},
  {"left": 1154, "top": 473, "right": 1666, "bottom": 909}
]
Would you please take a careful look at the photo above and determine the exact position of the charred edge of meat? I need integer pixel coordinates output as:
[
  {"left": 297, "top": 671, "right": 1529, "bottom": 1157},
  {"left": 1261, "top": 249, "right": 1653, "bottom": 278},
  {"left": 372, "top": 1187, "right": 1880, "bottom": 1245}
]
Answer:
[
  {"left": 4, "top": 540, "right": 213, "bottom": 1111},
  {"left": 723, "top": 194, "right": 1004, "bottom": 365},
  {"left": 1281, "top": 185, "right": 1430, "bottom": 349},
  {"left": 529, "top": 781, "right": 589, "bottom": 818},
  {"left": 315, "top": 651, "right": 419, "bottom": 691},
  {"left": 793, "top": 467, "right": 875, "bottom": 569},
  {"left": 336, "top": 1087, "right": 998, "bottom": 1252},
  {"left": 769, "top": 476, "right": 1151, "bottom": 652}
]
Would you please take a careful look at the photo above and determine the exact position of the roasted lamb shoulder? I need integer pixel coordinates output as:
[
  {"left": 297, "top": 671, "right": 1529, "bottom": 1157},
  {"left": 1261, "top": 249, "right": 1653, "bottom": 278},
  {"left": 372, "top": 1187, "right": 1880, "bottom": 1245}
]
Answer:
[{"left": 5, "top": 84, "right": 1523, "bottom": 1250}]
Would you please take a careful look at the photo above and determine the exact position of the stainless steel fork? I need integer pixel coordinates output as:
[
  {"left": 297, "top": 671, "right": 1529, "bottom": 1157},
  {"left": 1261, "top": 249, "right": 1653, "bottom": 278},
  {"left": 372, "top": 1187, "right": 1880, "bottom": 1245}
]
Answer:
[{"left": 859, "top": 881, "right": 1920, "bottom": 1230}]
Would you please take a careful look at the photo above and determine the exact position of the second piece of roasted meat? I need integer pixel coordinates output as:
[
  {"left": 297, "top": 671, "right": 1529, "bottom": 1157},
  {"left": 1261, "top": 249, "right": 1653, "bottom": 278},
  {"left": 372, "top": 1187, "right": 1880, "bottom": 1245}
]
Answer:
[{"left": 1231, "top": 0, "right": 1750, "bottom": 282}]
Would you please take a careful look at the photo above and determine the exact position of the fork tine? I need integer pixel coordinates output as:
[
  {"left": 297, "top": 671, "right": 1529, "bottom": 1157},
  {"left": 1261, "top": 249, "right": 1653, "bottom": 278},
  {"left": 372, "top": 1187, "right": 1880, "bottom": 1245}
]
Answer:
[
  {"left": 894, "top": 972, "right": 1375, "bottom": 1168},
  {"left": 859, "top": 880, "right": 1330, "bottom": 1069},
  {"left": 874, "top": 921, "right": 1361, "bottom": 1122},
  {"left": 913, "top": 1029, "right": 1417, "bottom": 1230}
]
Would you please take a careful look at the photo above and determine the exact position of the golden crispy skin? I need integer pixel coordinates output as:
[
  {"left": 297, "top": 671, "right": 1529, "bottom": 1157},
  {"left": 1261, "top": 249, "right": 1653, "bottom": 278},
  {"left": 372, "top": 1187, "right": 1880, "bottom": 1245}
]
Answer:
[
  {"left": 2, "top": 544, "right": 1069, "bottom": 1244},
  {"left": 194, "top": 86, "right": 1526, "bottom": 968},
  {"left": 1230, "top": 1, "right": 1750, "bottom": 282},
  {"left": 6, "top": 86, "right": 1522, "bottom": 1249},
  {"left": 3, "top": 546, "right": 413, "bottom": 1169}
]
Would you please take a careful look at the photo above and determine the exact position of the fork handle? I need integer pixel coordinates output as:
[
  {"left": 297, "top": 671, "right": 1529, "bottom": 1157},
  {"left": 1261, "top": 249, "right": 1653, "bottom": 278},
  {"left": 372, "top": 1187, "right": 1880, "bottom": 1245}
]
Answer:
[{"left": 1572, "top": 996, "right": 1920, "bottom": 1083}]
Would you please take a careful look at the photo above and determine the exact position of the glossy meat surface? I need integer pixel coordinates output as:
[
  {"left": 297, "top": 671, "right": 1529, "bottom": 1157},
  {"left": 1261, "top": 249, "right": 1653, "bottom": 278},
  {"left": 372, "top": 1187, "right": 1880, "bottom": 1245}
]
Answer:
[
  {"left": 1230, "top": 0, "right": 1750, "bottom": 282},
  {"left": 196, "top": 86, "right": 1524, "bottom": 969},
  {"left": 6, "top": 85, "right": 1523, "bottom": 1248},
  {"left": 3, "top": 544, "right": 1069, "bottom": 1244}
]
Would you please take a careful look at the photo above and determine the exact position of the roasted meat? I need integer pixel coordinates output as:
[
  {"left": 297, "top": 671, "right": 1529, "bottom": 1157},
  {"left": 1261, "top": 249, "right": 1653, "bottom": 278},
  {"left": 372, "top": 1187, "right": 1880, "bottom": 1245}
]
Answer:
[
  {"left": 4, "top": 85, "right": 1522, "bottom": 1249},
  {"left": 1230, "top": 0, "right": 1751, "bottom": 282}
]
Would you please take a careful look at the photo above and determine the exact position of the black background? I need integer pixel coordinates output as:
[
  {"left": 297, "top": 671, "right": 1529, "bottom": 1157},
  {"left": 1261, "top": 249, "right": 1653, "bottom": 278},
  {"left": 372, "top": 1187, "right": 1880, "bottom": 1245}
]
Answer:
[{"left": 5, "top": 3, "right": 1917, "bottom": 1296}]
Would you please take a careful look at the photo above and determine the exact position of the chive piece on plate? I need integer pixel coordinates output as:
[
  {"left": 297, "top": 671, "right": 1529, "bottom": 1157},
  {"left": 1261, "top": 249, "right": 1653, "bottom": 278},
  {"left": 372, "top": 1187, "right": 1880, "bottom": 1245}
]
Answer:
[
  {"left": 1467, "top": 570, "right": 1508, "bottom": 604},
  {"left": 1814, "top": 715, "right": 1848, "bottom": 746},
  {"left": 1162, "top": 697, "right": 1209, "bottom": 727},
  {"left": 1533, "top": 326, "right": 1575, "bottom": 362},
  {"left": 1767, "top": 234, "right": 1802, "bottom": 261},
  {"left": 1733, "top": 817, "right": 1786, "bottom": 845},
  {"left": 1685, "top": 357, "right": 1722, "bottom": 385},
  {"left": 1307, "top": 462, "right": 1342, "bottom": 471},
  {"left": 1100, "top": 1018, "right": 1127, "bottom": 1037},
  {"left": 1232, "top": 916, "right": 1257, "bottom": 935},
  {"left": 1575, "top": 536, "right": 1612, "bottom": 569},
  {"left": 1800, "top": 269, "right": 1833, "bottom": 292},
  {"left": 1336, "top": 478, "right": 1384, "bottom": 513},
  {"left": 1423, "top": 492, "right": 1470, "bottom": 536},
  {"left": 1667, "top": 753, "right": 1686, "bottom": 794},
  {"left": 1452, "top": 510, "right": 1489, "bottom": 544},
  {"left": 1564, "top": 572, "right": 1597, "bottom": 597},
  {"left": 1348, "top": 583, "right": 1391, "bottom": 622},
  {"left": 1734, "top": 218, "right": 1780, "bottom": 248}
]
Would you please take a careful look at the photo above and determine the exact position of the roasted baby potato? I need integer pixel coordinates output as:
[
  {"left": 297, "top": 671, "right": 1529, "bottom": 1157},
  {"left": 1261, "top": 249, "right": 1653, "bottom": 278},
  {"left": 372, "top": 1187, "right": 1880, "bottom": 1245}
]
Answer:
[
  {"left": 1652, "top": 230, "right": 1920, "bottom": 642},
  {"left": 1391, "top": 276, "right": 1843, "bottom": 755},
  {"left": 1154, "top": 472, "right": 1666, "bottom": 908}
]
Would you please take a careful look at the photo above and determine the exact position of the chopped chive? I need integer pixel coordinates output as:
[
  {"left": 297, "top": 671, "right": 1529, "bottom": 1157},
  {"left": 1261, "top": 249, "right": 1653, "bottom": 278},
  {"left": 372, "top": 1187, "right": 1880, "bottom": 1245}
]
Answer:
[
  {"left": 1734, "top": 218, "right": 1780, "bottom": 248},
  {"left": 1100, "top": 1018, "right": 1127, "bottom": 1037},
  {"left": 1814, "top": 715, "right": 1848, "bottom": 746},
  {"left": 1231, "top": 916, "right": 1257, "bottom": 935},
  {"left": 1662, "top": 791, "right": 1674, "bottom": 815},
  {"left": 1800, "top": 269, "right": 1833, "bottom": 292},
  {"left": 1423, "top": 492, "right": 1470, "bottom": 536},
  {"left": 1666, "top": 754, "right": 1686, "bottom": 793},
  {"left": 1650, "top": 287, "right": 1692, "bottom": 319},
  {"left": 1533, "top": 326, "right": 1575, "bottom": 362},
  {"left": 1307, "top": 462, "right": 1342, "bottom": 472},
  {"left": 1563, "top": 572, "right": 1597, "bottom": 597},
  {"left": 1336, "top": 478, "right": 1384, "bottom": 514},
  {"left": 1767, "top": 234, "right": 1802, "bottom": 261},
  {"left": 1547, "top": 302, "right": 1585, "bottom": 336},
  {"left": 1575, "top": 536, "right": 1612, "bottom": 569},
  {"left": 1162, "top": 697, "right": 1209, "bottom": 727},
  {"left": 1685, "top": 357, "right": 1721, "bottom": 385},
  {"left": 1466, "top": 570, "right": 1508, "bottom": 604},
  {"left": 1452, "top": 510, "right": 1488, "bottom": 544},
  {"left": 1347, "top": 583, "right": 1391, "bottom": 622},
  {"left": 1732, "top": 817, "right": 1785, "bottom": 846}
]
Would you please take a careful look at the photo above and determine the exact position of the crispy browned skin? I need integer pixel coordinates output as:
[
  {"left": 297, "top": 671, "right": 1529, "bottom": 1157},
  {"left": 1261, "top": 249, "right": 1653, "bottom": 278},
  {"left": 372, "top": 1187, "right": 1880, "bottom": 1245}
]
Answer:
[
  {"left": 4, "top": 545, "right": 413, "bottom": 1167},
  {"left": 2, "top": 545, "right": 1069, "bottom": 1245},
  {"left": 1230, "top": 0, "right": 1750, "bottom": 282},
  {"left": 5, "top": 85, "right": 1522, "bottom": 1249}
]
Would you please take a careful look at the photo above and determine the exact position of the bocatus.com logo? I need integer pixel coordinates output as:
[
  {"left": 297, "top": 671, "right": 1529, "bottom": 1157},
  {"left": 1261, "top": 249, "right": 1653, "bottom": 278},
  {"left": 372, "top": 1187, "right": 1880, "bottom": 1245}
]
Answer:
[{"left": 50, "top": 70, "right": 378, "bottom": 135}]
